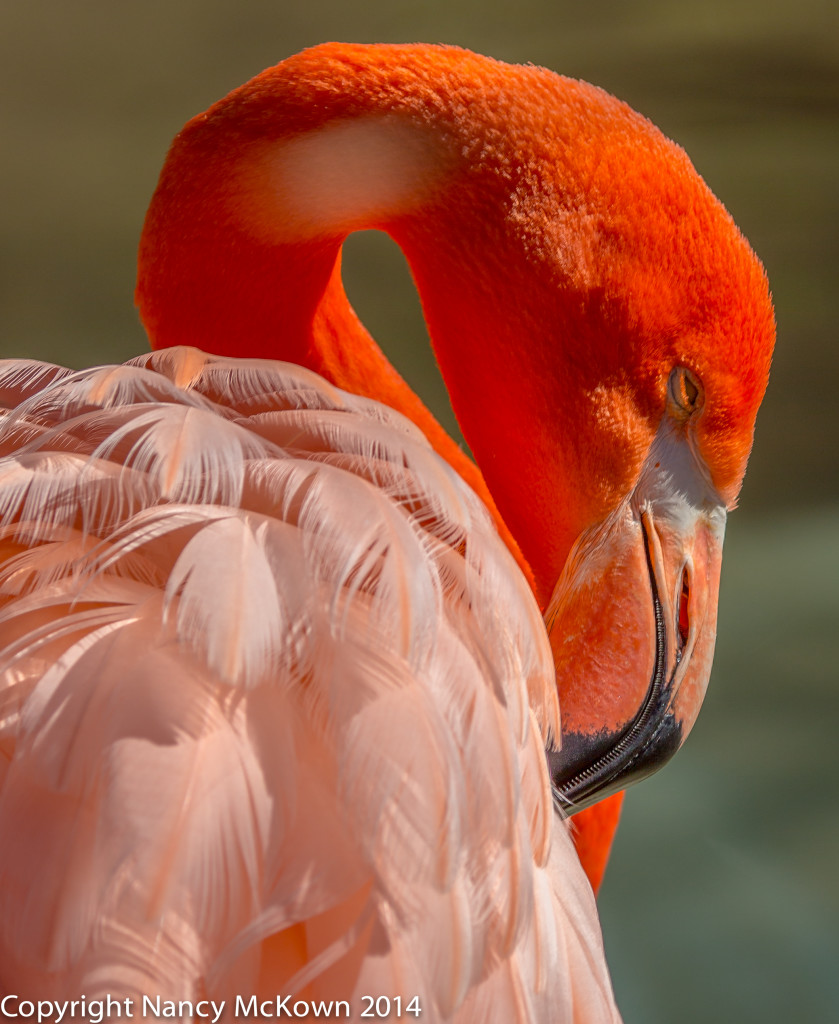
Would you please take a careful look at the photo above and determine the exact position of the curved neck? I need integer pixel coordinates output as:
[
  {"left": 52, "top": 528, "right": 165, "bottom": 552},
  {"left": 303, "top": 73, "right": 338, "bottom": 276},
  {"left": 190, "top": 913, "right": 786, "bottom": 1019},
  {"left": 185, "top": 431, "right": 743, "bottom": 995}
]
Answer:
[{"left": 136, "top": 45, "right": 602, "bottom": 605}]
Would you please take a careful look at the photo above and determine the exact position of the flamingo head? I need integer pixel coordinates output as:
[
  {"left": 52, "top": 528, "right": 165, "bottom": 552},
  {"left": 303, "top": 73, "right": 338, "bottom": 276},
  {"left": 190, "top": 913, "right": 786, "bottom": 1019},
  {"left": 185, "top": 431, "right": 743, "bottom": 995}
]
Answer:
[
  {"left": 451, "top": 73, "right": 776, "bottom": 813},
  {"left": 387, "top": 52, "right": 776, "bottom": 813},
  {"left": 538, "top": 125, "right": 775, "bottom": 815}
]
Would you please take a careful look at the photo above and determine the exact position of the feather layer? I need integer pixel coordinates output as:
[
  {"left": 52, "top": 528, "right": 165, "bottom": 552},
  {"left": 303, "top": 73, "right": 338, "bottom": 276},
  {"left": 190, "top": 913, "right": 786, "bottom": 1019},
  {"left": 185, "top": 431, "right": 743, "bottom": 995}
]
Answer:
[{"left": 0, "top": 348, "right": 619, "bottom": 1021}]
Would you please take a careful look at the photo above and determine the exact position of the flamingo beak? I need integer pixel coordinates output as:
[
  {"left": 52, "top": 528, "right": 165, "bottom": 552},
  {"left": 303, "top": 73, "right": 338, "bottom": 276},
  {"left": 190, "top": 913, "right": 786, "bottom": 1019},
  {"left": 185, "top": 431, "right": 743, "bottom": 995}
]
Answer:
[{"left": 546, "top": 423, "right": 726, "bottom": 815}]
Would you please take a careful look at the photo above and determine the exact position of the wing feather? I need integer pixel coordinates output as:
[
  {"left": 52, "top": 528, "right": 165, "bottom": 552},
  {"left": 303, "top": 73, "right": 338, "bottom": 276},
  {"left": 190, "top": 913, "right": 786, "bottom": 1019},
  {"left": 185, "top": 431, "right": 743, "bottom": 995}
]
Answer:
[{"left": 0, "top": 348, "right": 619, "bottom": 1021}]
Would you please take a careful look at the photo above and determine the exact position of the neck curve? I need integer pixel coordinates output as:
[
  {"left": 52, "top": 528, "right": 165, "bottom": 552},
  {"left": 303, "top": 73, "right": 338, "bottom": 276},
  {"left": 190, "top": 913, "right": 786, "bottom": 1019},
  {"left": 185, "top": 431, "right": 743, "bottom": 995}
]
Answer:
[
  {"left": 137, "top": 44, "right": 569, "bottom": 598},
  {"left": 138, "top": 42, "right": 746, "bottom": 606}
]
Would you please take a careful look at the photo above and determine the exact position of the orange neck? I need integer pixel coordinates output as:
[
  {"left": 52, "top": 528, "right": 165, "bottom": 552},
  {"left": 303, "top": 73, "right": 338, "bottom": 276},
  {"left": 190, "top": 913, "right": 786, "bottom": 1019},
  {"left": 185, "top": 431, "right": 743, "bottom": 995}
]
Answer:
[{"left": 137, "top": 43, "right": 772, "bottom": 608}]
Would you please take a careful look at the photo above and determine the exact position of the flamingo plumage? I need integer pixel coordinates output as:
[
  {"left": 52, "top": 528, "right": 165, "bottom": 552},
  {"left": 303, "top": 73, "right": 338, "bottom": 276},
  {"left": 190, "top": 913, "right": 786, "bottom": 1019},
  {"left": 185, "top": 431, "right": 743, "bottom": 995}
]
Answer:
[{"left": 0, "top": 43, "right": 773, "bottom": 1021}]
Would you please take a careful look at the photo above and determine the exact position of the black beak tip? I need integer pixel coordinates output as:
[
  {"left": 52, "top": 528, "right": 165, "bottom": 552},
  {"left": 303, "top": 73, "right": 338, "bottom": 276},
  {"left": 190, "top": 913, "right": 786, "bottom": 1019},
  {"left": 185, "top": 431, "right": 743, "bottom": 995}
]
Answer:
[{"left": 548, "top": 712, "right": 683, "bottom": 816}]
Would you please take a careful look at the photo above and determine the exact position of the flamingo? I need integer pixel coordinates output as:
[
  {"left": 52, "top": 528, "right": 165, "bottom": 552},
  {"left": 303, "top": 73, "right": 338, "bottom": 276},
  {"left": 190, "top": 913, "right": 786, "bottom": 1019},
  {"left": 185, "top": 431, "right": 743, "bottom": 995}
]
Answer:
[{"left": 0, "top": 43, "right": 773, "bottom": 1021}]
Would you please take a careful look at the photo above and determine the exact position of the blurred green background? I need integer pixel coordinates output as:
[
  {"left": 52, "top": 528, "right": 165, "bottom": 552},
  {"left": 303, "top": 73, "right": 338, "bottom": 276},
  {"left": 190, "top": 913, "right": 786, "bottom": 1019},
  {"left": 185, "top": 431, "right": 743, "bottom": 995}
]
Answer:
[{"left": 1, "top": 1, "right": 836, "bottom": 1019}]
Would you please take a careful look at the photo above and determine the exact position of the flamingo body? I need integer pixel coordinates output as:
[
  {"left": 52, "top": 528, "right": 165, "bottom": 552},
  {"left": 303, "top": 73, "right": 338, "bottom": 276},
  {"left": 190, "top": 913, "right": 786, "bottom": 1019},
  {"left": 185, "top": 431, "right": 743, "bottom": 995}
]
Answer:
[{"left": 0, "top": 42, "right": 775, "bottom": 1021}]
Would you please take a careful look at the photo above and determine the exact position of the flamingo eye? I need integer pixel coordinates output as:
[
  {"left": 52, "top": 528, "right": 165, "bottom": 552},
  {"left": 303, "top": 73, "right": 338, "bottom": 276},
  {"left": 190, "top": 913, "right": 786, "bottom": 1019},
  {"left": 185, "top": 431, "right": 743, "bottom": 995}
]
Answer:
[{"left": 668, "top": 366, "right": 703, "bottom": 417}]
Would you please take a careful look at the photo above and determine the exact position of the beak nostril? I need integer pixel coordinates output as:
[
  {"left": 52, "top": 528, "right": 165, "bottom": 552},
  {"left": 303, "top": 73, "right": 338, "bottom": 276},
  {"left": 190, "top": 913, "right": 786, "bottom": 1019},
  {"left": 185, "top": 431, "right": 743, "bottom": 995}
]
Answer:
[{"left": 677, "top": 565, "right": 690, "bottom": 656}]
